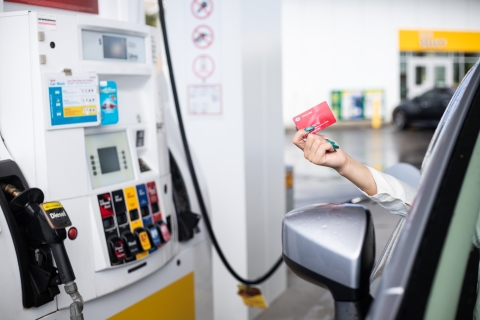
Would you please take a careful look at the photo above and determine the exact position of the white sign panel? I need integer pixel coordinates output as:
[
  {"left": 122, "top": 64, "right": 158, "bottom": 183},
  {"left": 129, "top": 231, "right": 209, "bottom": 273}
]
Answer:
[
  {"left": 188, "top": 84, "right": 222, "bottom": 115},
  {"left": 186, "top": 0, "right": 222, "bottom": 115}
]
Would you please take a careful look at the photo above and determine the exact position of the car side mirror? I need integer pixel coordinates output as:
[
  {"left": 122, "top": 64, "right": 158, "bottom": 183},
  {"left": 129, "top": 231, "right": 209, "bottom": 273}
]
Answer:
[{"left": 282, "top": 204, "right": 375, "bottom": 320}]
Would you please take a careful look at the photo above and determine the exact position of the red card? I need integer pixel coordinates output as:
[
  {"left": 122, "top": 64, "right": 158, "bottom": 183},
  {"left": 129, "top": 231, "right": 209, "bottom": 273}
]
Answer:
[{"left": 292, "top": 101, "right": 337, "bottom": 134}]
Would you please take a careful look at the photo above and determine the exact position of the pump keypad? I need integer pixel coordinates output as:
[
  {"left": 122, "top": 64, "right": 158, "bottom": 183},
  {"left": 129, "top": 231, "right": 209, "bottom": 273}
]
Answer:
[{"left": 97, "top": 181, "right": 169, "bottom": 266}]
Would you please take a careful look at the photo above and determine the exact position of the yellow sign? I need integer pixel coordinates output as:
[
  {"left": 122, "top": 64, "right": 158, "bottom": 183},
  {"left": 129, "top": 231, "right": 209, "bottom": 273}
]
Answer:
[
  {"left": 137, "top": 231, "right": 152, "bottom": 251},
  {"left": 399, "top": 30, "right": 480, "bottom": 52},
  {"left": 237, "top": 285, "right": 268, "bottom": 309},
  {"left": 63, "top": 106, "right": 97, "bottom": 117},
  {"left": 41, "top": 201, "right": 63, "bottom": 210}
]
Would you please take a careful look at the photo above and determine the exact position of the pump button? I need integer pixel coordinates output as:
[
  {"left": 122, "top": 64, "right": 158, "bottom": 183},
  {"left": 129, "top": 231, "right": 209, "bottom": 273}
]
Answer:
[
  {"left": 68, "top": 227, "right": 78, "bottom": 240},
  {"left": 134, "top": 228, "right": 152, "bottom": 252},
  {"left": 122, "top": 232, "right": 139, "bottom": 258},
  {"left": 108, "top": 237, "right": 126, "bottom": 264},
  {"left": 156, "top": 220, "right": 171, "bottom": 243},
  {"left": 146, "top": 224, "right": 161, "bottom": 246}
]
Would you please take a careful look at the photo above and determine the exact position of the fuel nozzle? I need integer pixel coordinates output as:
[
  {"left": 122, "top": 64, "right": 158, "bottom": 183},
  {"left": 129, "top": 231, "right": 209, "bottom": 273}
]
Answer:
[{"left": 1, "top": 183, "right": 84, "bottom": 319}]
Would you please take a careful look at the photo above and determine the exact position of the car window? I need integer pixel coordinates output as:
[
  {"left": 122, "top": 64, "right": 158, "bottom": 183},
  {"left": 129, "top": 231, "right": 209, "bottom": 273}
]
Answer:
[
  {"left": 438, "top": 88, "right": 454, "bottom": 95},
  {"left": 418, "top": 89, "right": 436, "bottom": 101},
  {"left": 438, "top": 93, "right": 452, "bottom": 100},
  {"left": 421, "top": 63, "right": 478, "bottom": 173},
  {"left": 423, "top": 131, "right": 480, "bottom": 320}
]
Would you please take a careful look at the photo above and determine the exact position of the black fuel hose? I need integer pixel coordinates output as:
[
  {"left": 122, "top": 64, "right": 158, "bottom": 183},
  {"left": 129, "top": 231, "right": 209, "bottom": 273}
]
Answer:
[{"left": 157, "top": 0, "right": 283, "bottom": 285}]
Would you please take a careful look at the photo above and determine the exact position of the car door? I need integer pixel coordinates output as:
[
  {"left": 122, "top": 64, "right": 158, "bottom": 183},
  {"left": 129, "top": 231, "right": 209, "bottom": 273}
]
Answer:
[{"left": 367, "top": 60, "right": 480, "bottom": 320}]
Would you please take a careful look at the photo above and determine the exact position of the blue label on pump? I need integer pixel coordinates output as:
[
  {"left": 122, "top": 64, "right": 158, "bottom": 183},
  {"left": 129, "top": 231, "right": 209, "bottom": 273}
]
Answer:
[
  {"left": 137, "top": 185, "right": 158, "bottom": 252},
  {"left": 136, "top": 184, "right": 149, "bottom": 208},
  {"left": 99, "top": 81, "right": 119, "bottom": 125}
]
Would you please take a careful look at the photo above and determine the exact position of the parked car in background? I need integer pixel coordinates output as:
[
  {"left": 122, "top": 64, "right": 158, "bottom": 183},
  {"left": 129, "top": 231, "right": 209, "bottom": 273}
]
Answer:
[{"left": 392, "top": 87, "right": 456, "bottom": 130}]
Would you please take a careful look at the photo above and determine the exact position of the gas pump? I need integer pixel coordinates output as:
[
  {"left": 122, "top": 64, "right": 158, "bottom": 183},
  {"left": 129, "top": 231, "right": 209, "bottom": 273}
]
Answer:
[
  {"left": 0, "top": 10, "right": 184, "bottom": 319},
  {"left": 0, "top": 2, "right": 280, "bottom": 317}
]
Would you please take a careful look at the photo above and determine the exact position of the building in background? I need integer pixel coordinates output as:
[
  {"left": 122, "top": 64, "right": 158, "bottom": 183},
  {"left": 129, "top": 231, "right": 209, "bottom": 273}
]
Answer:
[
  {"left": 399, "top": 30, "right": 480, "bottom": 99},
  {"left": 282, "top": 0, "right": 480, "bottom": 127}
]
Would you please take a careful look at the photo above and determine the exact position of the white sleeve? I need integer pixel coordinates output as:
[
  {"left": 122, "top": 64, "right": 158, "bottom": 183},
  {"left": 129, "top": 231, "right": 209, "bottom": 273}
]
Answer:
[{"left": 358, "top": 166, "right": 418, "bottom": 217}]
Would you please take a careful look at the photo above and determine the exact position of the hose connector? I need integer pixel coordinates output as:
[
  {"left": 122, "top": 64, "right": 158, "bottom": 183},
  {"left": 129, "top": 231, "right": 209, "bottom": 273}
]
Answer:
[
  {"left": 0, "top": 183, "right": 21, "bottom": 197},
  {"left": 65, "top": 281, "right": 84, "bottom": 320}
]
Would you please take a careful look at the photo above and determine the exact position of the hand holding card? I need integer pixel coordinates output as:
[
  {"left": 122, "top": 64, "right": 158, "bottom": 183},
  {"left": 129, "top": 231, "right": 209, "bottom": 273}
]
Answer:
[{"left": 292, "top": 101, "right": 336, "bottom": 134}]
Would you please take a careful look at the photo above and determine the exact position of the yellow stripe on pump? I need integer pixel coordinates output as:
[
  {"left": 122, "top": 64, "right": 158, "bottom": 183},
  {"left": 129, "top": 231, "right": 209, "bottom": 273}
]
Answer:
[{"left": 108, "top": 273, "right": 195, "bottom": 320}]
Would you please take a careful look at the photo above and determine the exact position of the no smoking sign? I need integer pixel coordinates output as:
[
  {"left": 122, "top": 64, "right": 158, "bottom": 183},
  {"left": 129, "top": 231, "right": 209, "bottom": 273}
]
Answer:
[
  {"left": 192, "top": 25, "right": 214, "bottom": 49},
  {"left": 191, "top": 0, "right": 213, "bottom": 20},
  {"left": 192, "top": 55, "right": 215, "bottom": 80}
]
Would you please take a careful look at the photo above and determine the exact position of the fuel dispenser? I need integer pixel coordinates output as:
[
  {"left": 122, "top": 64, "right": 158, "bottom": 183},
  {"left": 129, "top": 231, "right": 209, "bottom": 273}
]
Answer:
[{"left": 0, "top": 10, "right": 179, "bottom": 319}]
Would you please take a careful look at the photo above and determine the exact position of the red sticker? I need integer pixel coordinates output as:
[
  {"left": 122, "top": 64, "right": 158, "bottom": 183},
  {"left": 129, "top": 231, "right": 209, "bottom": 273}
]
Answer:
[
  {"left": 146, "top": 181, "right": 161, "bottom": 217},
  {"left": 292, "top": 101, "right": 337, "bottom": 134},
  {"left": 97, "top": 193, "right": 114, "bottom": 219}
]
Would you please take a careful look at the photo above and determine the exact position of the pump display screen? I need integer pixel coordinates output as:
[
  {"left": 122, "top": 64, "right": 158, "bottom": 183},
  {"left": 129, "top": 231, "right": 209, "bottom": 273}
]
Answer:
[
  {"left": 82, "top": 30, "right": 146, "bottom": 63},
  {"left": 98, "top": 146, "right": 121, "bottom": 174},
  {"left": 85, "top": 131, "right": 135, "bottom": 189},
  {"left": 103, "top": 36, "right": 127, "bottom": 60}
]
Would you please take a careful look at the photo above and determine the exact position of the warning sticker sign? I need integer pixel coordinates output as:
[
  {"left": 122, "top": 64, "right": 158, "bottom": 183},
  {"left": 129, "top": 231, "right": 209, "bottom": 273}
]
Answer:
[
  {"left": 193, "top": 55, "right": 215, "bottom": 80},
  {"left": 38, "top": 13, "right": 57, "bottom": 31},
  {"left": 191, "top": 0, "right": 213, "bottom": 20},
  {"left": 192, "top": 25, "right": 214, "bottom": 49}
]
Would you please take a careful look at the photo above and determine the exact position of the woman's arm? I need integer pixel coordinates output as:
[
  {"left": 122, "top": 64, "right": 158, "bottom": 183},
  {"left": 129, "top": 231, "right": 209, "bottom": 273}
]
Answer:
[
  {"left": 292, "top": 128, "right": 378, "bottom": 195},
  {"left": 292, "top": 128, "right": 416, "bottom": 217}
]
